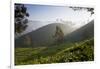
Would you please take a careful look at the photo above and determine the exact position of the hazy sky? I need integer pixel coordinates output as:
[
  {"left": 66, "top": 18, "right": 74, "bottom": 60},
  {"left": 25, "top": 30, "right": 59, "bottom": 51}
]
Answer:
[{"left": 25, "top": 4, "right": 93, "bottom": 23}]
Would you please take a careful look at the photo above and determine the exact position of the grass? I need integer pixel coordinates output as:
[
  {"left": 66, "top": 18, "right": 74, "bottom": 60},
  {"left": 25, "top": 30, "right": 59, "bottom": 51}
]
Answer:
[{"left": 15, "top": 38, "right": 94, "bottom": 65}]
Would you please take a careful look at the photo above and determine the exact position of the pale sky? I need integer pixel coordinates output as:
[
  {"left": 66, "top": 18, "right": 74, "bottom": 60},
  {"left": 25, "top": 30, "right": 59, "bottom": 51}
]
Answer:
[{"left": 25, "top": 4, "right": 93, "bottom": 23}]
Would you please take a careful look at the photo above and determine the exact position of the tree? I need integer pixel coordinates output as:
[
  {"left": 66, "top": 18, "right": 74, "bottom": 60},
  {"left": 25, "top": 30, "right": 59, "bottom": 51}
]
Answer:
[
  {"left": 15, "top": 4, "right": 29, "bottom": 34},
  {"left": 53, "top": 26, "right": 64, "bottom": 43},
  {"left": 69, "top": 7, "right": 94, "bottom": 16}
]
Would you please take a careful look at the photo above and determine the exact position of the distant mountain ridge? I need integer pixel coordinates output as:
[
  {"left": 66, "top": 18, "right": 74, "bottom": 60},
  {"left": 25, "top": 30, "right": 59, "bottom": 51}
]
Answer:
[
  {"left": 15, "top": 20, "right": 94, "bottom": 48},
  {"left": 64, "top": 20, "right": 94, "bottom": 42},
  {"left": 15, "top": 23, "right": 73, "bottom": 47},
  {"left": 15, "top": 20, "right": 76, "bottom": 38}
]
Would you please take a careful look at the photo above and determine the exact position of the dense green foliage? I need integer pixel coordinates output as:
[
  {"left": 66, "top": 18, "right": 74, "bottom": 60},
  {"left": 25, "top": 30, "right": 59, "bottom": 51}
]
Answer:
[
  {"left": 15, "top": 4, "right": 29, "bottom": 33},
  {"left": 15, "top": 38, "right": 94, "bottom": 65}
]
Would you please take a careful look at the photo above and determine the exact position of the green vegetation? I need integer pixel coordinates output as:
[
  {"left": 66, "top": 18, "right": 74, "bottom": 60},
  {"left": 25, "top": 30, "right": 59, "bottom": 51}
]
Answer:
[
  {"left": 15, "top": 38, "right": 94, "bottom": 65},
  {"left": 15, "top": 4, "right": 29, "bottom": 33}
]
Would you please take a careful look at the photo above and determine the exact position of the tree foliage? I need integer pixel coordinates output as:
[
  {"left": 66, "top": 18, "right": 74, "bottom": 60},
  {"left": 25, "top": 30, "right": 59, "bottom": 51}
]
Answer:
[
  {"left": 15, "top": 4, "right": 29, "bottom": 34},
  {"left": 69, "top": 7, "right": 94, "bottom": 16},
  {"left": 54, "top": 26, "right": 64, "bottom": 42}
]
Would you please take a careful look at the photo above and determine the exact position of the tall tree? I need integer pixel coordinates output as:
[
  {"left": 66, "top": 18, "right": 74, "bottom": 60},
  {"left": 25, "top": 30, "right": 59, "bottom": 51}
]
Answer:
[
  {"left": 15, "top": 4, "right": 29, "bottom": 34},
  {"left": 53, "top": 26, "right": 64, "bottom": 43}
]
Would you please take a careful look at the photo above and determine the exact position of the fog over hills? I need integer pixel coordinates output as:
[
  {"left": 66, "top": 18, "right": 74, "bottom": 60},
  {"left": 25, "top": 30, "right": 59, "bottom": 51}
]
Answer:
[
  {"left": 15, "top": 20, "right": 94, "bottom": 48},
  {"left": 15, "top": 19, "right": 87, "bottom": 38},
  {"left": 64, "top": 20, "right": 94, "bottom": 42},
  {"left": 15, "top": 23, "right": 73, "bottom": 47}
]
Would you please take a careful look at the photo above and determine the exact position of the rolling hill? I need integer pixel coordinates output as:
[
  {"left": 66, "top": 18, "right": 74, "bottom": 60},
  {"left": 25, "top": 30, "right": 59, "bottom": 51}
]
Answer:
[
  {"left": 15, "top": 23, "right": 73, "bottom": 47},
  {"left": 64, "top": 20, "right": 94, "bottom": 42},
  {"left": 15, "top": 20, "right": 94, "bottom": 48}
]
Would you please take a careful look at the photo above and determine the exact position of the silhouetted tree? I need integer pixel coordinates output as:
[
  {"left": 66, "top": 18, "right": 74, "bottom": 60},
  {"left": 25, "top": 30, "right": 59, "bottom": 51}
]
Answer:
[
  {"left": 69, "top": 7, "right": 94, "bottom": 16},
  {"left": 15, "top": 4, "right": 29, "bottom": 34},
  {"left": 53, "top": 26, "right": 64, "bottom": 43}
]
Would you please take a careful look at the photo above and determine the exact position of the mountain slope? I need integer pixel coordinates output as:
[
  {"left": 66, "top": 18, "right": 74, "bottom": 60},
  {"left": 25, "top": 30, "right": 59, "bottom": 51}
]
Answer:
[
  {"left": 15, "top": 20, "right": 94, "bottom": 48},
  {"left": 15, "top": 23, "right": 73, "bottom": 47},
  {"left": 15, "top": 37, "right": 94, "bottom": 65},
  {"left": 64, "top": 20, "right": 94, "bottom": 42}
]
